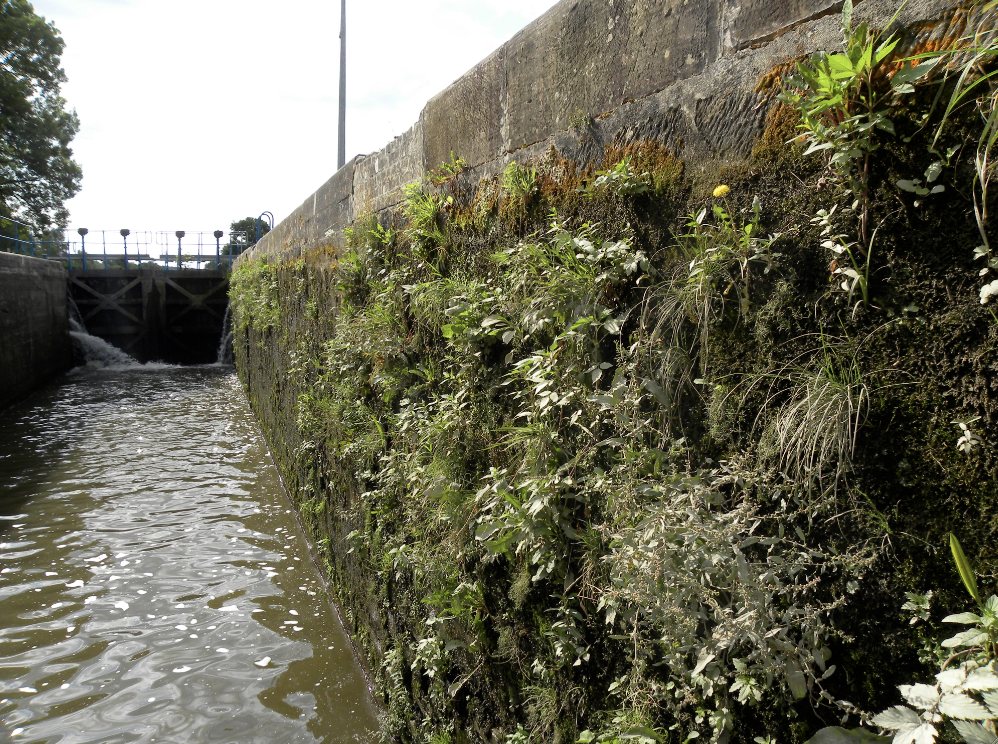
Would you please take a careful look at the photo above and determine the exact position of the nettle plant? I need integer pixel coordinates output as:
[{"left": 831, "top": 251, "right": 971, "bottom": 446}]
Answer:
[
  {"left": 648, "top": 187, "right": 779, "bottom": 397},
  {"left": 777, "top": 0, "right": 911, "bottom": 249},
  {"left": 473, "top": 218, "right": 653, "bottom": 584},
  {"left": 778, "top": 0, "right": 942, "bottom": 310},
  {"left": 594, "top": 460, "right": 867, "bottom": 744},
  {"left": 811, "top": 536, "right": 998, "bottom": 744},
  {"left": 586, "top": 157, "right": 653, "bottom": 199},
  {"left": 812, "top": 205, "right": 873, "bottom": 313}
]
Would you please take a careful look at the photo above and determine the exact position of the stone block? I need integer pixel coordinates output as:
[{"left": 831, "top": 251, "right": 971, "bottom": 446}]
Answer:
[{"left": 421, "top": 49, "right": 505, "bottom": 170}]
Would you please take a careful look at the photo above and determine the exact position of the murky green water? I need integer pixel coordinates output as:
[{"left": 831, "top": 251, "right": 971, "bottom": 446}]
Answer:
[{"left": 0, "top": 366, "right": 379, "bottom": 743}]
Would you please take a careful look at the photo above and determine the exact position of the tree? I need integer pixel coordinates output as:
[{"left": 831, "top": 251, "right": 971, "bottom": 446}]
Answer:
[
  {"left": 228, "top": 216, "right": 271, "bottom": 255},
  {"left": 0, "top": 0, "right": 82, "bottom": 234}
]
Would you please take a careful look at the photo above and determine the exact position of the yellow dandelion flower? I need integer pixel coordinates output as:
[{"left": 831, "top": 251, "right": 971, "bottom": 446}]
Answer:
[{"left": 712, "top": 184, "right": 730, "bottom": 198}]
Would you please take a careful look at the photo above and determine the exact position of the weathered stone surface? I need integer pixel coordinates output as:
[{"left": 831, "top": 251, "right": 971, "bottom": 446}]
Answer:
[
  {"left": 353, "top": 121, "right": 424, "bottom": 214},
  {"left": 722, "top": 0, "right": 842, "bottom": 51},
  {"left": 422, "top": 50, "right": 505, "bottom": 170},
  {"left": 242, "top": 0, "right": 958, "bottom": 264},
  {"left": 0, "top": 253, "right": 71, "bottom": 409},
  {"left": 502, "top": 0, "right": 721, "bottom": 152}
]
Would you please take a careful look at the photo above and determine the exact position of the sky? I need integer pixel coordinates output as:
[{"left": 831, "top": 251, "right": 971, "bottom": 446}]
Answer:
[{"left": 31, "top": 0, "right": 560, "bottom": 246}]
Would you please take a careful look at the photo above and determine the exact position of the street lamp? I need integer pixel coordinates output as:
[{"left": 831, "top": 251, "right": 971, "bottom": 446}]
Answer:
[
  {"left": 175, "top": 230, "right": 185, "bottom": 269},
  {"left": 338, "top": 0, "right": 346, "bottom": 169},
  {"left": 120, "top": 228, "right": 130, "bottom": 269},
  {"left": 255, "top": 211, "right": 274, "bottom": 244},
  {"left": 213, "top": 230, "right": 223, "bottom": 266},
  {"left": 77, "top": 227, "right": 88, "bottom": 271}
]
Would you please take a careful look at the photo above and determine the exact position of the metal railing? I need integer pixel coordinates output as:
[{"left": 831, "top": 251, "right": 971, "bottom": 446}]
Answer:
[
  {"left": 0, "top": 220, "right": 259, "bottom": 272},
  {"left": 0, "top": 217, "right": 68, "bottom": 260}
]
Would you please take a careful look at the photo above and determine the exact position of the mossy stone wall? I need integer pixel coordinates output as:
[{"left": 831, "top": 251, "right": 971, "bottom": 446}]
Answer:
[{"left": 231, "top": 0, "right": 996, "bottom": 741}]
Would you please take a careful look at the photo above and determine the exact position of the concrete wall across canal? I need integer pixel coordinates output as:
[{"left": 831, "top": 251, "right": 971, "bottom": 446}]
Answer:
[{"left": 0, "top": 252, "right": 72, "bottom": 409}]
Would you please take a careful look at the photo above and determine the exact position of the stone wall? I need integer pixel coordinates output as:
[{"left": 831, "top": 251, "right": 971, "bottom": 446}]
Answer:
[
  {"left": 229, "top": 0, "right": 989, "bottom": 739},
  {"left": 244, "top": 0, "right": 958, "bottom": 262},
  {"left": 0, "top": 253, "right": 71, "bottom": 409}
]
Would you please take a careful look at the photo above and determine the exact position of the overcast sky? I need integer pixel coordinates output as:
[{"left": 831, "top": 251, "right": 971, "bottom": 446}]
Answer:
[{"left": 32, "top": 0, "right": 559, "bottom": 243}]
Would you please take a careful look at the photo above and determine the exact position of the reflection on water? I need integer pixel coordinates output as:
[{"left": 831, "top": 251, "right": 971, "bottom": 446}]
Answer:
[{"left": 0, "top": 366, "right": 379, "bottom": 743}]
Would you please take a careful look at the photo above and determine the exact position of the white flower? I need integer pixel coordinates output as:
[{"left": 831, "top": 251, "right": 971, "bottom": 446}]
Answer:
[{"left": 979, "top": 279, "right": 998, "bottom": 304}]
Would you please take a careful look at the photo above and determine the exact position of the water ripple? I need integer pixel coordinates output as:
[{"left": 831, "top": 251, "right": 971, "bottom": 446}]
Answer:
[{"left": 0, "top": 367, "right": 377, "bottom": 743}]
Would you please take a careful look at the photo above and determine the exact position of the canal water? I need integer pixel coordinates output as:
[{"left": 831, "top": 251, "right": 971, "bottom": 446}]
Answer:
[{"left": 0, "top": 364, "right": 379, "bottom": 743}]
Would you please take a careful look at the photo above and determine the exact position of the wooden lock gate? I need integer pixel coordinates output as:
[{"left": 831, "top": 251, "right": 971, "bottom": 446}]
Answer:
[{"left": 68, "top": 266, "right": 229, "bottom": 364}]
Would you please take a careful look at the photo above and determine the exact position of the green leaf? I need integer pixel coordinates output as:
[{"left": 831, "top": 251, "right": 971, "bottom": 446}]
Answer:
[
  {"left": 620, "top": 727, "right": 663, "bottom": 742},
  {"left": 828, "top": 53, "right": 857, "bottom": 79},
  {"left": 872, "top": 705, "right": 921, "bottom": 730},
  {"left": 841, "top": 0, "right": 853, "bottom": 35},
  {"left": 941, "top": 628, "right": 989, "bottom": 648},
  {"left": 787, "top": 665, "right": 808, "bottom": 699},
  {"left": 942, "top": 612, "right": 982, "bottom": 625},
  {"left": 963, "top": 666, "right": 998, "bottom": 692},
  {"left": 951, "top": 721, "right": 997, "bottom": 744},
  {"left": 925, "top": 160, "right": 944, "bottom": 183},
  {"left": 891, "top": 59, "right": 939, "bottom": 92},
  {"left": 806, "top": 727, "right": 889, "bottom": 744},
  {"left": 950, "top": 533, "right": 982, "bottom": 605},
  {"left": 938, "top": 693, "right": 990, "bottom": 720},
  {"left": 874, "top": 36, "right": 899, "bottom": 65}
]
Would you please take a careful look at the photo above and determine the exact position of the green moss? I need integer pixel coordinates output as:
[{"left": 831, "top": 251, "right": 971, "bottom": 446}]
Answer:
[{"left": 230, "top": 37, "right": 998, "bottom": 742}]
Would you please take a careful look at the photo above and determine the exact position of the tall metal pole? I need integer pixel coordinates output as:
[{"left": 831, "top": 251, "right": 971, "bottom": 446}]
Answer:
[{"left": 337, "top": 0, "right": 346, "bottom": 169}]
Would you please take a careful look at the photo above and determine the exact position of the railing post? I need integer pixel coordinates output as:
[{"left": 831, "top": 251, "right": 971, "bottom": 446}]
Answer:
[
  {"left": 176, "top": 231, "right": 185, "bottom": 269},
  {"left": 78, "top": 227, "right": 88, "bottom": 272},
  {"left": 214, "top": 230, "right": 223, "bottom": 268},
  {"left": 120, "top": 229, "right": 130, "bottom": 269}
]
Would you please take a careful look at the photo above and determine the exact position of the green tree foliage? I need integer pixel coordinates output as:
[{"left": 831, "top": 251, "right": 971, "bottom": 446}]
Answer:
[
  {"left": 0, "top": 0, "right": 82, "bottom": 233},
  {"left": 229, "top": 216, "right": 272, "bottom": 250}
]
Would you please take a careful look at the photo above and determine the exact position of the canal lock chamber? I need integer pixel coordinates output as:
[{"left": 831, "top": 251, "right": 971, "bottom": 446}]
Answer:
[{"left": 1, "top": 260, "right": 380, "bottom": 741}]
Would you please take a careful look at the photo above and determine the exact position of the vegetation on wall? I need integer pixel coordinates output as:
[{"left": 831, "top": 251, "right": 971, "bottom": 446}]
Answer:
[{"left": 230, "top": 4, "right": 997, "bottom": 742}]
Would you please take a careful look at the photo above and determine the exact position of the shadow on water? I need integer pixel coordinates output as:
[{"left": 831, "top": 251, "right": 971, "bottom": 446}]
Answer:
[
  {"left": 0, "top": 375, "right": 94, "bottom": 533},
  {"left": 0, "top": 360, "right": 379, "bottom": 742}
]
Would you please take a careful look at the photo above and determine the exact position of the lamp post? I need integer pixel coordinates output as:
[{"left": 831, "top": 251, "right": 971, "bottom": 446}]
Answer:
[
  {"left": 214, "top": 230, "right": 223, "bottom": 267},
  {"left": 120, "top": 229, "right": 130, "bottom": 269},
  {"left": 255, "top": 211, "right": 274, "bottom": 244},
  {"left": 77, "top": 227, "right": 88, "bottom": 271},
  {"left": 338, "top": 0, "right": 346, "bottom": 169},
  {"left": 175, "top": 230, "right": 185, "bottom": 269}
]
